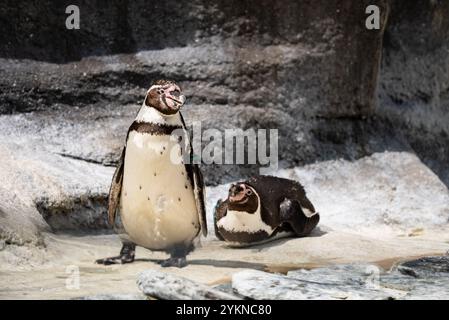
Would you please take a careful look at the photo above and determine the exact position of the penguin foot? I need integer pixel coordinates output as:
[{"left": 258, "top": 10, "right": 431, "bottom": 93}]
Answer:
[
  {"left": 95, "top": 243, "right": 136, "bottom": 265},
  {"left": 159, "top": 257, "right": 187, "bottom": 268}
]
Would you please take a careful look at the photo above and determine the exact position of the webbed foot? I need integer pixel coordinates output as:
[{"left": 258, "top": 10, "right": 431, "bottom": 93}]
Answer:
[
  {"left": 95, "top": 243, "right": 136, "bottom": 265},
  {"left": 159, "top": 256, "right": 187, "bottom": 268}
]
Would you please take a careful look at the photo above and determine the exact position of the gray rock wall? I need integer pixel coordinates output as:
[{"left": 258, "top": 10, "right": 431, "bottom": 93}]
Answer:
[
  {"left": 1, "top": 0, "right": 389, "bottom": 117},
  {"left": 0, "top": 0, "right": 395, "bottom": 184},
  {"left": 378, "top": 0, "right": 449, "bottom": 186}
]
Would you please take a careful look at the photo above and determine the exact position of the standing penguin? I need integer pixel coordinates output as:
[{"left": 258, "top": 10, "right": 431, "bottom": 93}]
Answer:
[
  {"left": 96, "top": 80, "right": 207, "bottom": 268},
  {"left": 214, "top": 175, "right": 319, "bottom": 246}
]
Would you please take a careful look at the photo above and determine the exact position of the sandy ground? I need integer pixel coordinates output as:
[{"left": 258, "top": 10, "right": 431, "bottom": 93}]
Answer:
[{"left": 1, "top": 226, "right": 448, "bottom": 300}]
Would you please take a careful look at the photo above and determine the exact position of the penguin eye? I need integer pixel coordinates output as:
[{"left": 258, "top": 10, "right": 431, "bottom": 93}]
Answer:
[{"left": 246, "top": 189, "right": 252, "bottom": 196}]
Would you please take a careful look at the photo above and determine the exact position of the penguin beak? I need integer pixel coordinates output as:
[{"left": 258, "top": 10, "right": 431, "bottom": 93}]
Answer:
[
  {"left": 165, "top": 87, "right": 186, "bottom": 109},
  {"left": 178, "top": 94, "right": 186, "bottom": 106}
]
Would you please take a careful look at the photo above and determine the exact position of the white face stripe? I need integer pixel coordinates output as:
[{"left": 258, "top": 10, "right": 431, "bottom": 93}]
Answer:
[
  {"left": 217, "top": 188, "right": 274, "bottom": 234},
  {"left": 146, "top": 84, "right": 181, "bottom": 93}
]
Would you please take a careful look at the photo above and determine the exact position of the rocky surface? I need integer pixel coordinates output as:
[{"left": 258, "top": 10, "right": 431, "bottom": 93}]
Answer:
[
  {"left": 0, "top": 0, "right": 387, "bottom": 116},
  {"left": 1, "top": 151, "right": 448, "bottom": 299},
  {"left": 0, "top": 0, "right": 397, "bottom": 186},
  {"left": 135, "top": 257, "right": 449, "bottom": 300},
  {"left": 0, "top": 135, "right": 114, "bottom": 244},
  {"left": 73, "top": 293, "right": 148, "bottom": 300},
  {"left": 138, "top": 269, "right": 240, "bottom": 300},
  {"left": 378, "top": 0, "right": 449, "bottom": 187},
  {"left": 231, "top": 256, "right": 449, "bottom": 300}
]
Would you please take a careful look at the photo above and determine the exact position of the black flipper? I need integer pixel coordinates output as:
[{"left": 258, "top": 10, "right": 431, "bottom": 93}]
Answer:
[
  {"left": 95, "top": 242, "right": 136, "bottom": 265},
  {"left": 108, "top": 147, "right": 125, "bottom": 225},
  {"left": 179, "top": 113, "right": 207, "bottom": 236},
  {"left": 279, "top": 198, "right": 320, "bottom": 236}
]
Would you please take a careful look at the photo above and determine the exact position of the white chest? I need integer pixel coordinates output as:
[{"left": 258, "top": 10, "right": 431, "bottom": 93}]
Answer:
[
  {"left": 120, "top": 131, "right": 199, "bottom": 250},
  {"left": 217, "top": 205, "right": 274, "bottom": 234}
]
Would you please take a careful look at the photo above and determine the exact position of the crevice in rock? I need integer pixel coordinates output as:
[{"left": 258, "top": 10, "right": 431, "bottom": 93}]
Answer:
[
  {"left": 35, "top": 195, "right": 111, "bottom": 232},
  {"left": 55, "top": 152, "right": 116, "bottom": 167}
]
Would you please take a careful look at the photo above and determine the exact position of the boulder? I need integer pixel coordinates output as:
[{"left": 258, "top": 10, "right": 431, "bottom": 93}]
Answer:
[
  {"left": 231, "top": 256, "right": 449, "bottom": 300},
  {"left": 138, "top": 269, "right": 240, "bottom": 300},
  {"left": 0, "top": 139, "right": 113, "bottom": 244}
]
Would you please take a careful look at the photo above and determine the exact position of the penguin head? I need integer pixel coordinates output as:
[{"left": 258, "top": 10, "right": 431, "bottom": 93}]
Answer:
[
  {"left": 145, "top": 79, "right": 186, "bottom": 115},
  {"left": 227, "top": 183, "right": 259, "bottom": 213}
]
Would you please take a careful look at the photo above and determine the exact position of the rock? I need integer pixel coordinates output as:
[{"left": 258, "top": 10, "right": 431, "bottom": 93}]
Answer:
[
  {"left": 393, "top": 256, "right": 449, "bottom": 300},
  {"left": 0, "top": 0, "right": 387, "bottom": 116},
  {"left": 0, "top": 0, "right": 398, "bottom": 185},
  {"left": 73, "top": 293, "right": 148, "bottom": 300},
  {"left": 137, "top": 269, "right": 241, "bottom": 300},
  {"left": 378, "top": 0, "right": 449, "bottom": 187},
  {"left": 396, "top": 256, "right": 449, "bottom": 278},
  {"left": 1, "top": 0, "right": 447, "bottom": 188},
  {"left": 232, "top": 267, "right": 406, "bottom": 300},
  {"left": 279, "top": 151, "right": 449, "bottom": 235},
  {"left": 232, "top": 257, "right": 449, "bottom": 300},
  {"left": 0, "top": 137, "right": 114, "bottom": 244}
]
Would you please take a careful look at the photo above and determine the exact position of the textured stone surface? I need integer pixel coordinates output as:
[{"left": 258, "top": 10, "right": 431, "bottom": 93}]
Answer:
[
  {"left": 138, "top": 269, "right": 240, "bottom": 300},
  {"left": 378, "top": 0, "right": 449, "bottom": 187},
  {"left": 0, "top": 137, "right": 114, "bottom": 244},
  {"left": 73, "top": 293, "right": 148, "bottom": 300},
  {"left": 232, "top": 266, "right": 404, "bottom": 300},
  {"left": 0, "top": 0, "right": 394, "bottom": 186},
  {"left": 396, "top": 255, "right": 449, "bottom": 278},
  {"left": 1, "top": 1, "right": 448, "bottom": 187},
  {"left": 0, "top": 1, "right": 447, "bottom": 189},
  {"left": 0, "top": 0, "right": 387, "bottom": 116},
  {"left": 231, "top": 257, "right": 449, "bottom": 300}
]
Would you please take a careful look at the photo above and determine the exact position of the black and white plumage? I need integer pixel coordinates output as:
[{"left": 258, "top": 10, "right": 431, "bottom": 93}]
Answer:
[
  {"left": 214, "top": 175, "right": 319, "bottom": 246},
  {"left": 96, "top": 80, "right": 206, "bottom": 268}
]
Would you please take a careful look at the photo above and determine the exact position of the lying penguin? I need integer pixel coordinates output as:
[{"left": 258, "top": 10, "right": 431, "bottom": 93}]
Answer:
[
  {"left": 96, "top": 79, "right": 207, "bottom": 268},
  {"left": 214, "top": 175, "right": 319, "bottom": 246}
]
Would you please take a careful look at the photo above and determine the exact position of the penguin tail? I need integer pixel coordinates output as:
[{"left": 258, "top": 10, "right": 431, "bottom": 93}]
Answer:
[{"left": 302, "top": 212, "right": 320, "bottom": 236}]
